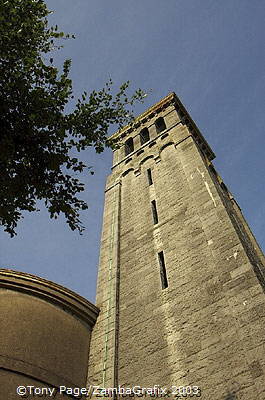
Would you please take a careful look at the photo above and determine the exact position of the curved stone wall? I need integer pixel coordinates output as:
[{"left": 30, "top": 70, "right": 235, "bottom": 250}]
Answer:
[{"left": 0, "top": 269, "right": 99, "bottom": 399}]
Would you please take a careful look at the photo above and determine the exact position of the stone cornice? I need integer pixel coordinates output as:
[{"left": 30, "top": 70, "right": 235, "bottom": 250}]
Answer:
[
  {"left": 0, "top": 269, "right": 99, "bottom": 327},
  {"left": 110, "top": 92, "right": 176, "bottom": 140},
  {"left": 110, "top": 92, "right": 215, "bottom": 161}
]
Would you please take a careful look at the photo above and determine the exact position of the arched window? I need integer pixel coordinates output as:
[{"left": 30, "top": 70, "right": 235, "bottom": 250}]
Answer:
[
  {"left": 140, "top": 127, "right": 150, "bottom": 145},
  {"left": 155, "top": 117, "right": 166, "bottom": 133},
  {"left": 124, "top": 137, "right": 134, "bottom": 156}
]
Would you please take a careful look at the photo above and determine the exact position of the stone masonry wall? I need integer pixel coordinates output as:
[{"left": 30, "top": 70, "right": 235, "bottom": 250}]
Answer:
[{"left": 89, "top": 95, "right": 265, "bottom": 400}]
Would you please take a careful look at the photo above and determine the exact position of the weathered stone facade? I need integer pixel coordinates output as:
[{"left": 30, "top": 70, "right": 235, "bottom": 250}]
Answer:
[{"left": 88, "top": 93, "right": 265, "bottom": 399}]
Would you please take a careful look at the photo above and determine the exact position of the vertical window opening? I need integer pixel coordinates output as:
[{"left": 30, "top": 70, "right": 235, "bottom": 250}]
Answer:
[
  {"left": 158, "top": 251, "right": 168, "bottom": 289},
  {"left": 140, "top": 127, "right": 150, "bottom": 145},
  {"left": 125, "top": 137, "right": 134, "bottom": 156},
  {"left": 151, "top": 200, "right": 158, "bottom": 224},
  {"left": 155, "top": 117, "right": 166, "bottom": 133},
  {"left": 147, "top": 169, "right": 153, "bottom": 186}
]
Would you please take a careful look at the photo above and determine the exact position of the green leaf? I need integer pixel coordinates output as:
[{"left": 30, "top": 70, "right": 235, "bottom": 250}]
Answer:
[{"left": 0, "top": 0, "right": 146, "bottom": 237}]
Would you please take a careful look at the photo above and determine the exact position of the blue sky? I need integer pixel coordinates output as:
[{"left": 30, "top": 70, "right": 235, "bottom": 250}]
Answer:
[{"left": 1, "top": 0, "right": 264, "bottom": 301}]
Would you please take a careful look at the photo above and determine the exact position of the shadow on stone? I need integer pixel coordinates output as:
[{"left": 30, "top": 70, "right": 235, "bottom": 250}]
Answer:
[{"left": 224, "top": 392, "right": 237, "bottom": 400}]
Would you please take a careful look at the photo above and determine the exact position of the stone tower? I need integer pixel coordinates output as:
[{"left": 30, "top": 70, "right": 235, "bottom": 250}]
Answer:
[{"left": 88, "top": 93, "right": 265, "bottom": 399}]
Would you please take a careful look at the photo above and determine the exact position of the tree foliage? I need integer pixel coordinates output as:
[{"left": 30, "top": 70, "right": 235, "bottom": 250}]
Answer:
[{"left": 0, "top": 0, "right": 145, "bottom": 236}]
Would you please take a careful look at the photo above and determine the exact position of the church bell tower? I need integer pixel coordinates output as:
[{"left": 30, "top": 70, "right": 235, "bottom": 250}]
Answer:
[{"left": 88, "top": 93, "right": 265, "bottom": 399}]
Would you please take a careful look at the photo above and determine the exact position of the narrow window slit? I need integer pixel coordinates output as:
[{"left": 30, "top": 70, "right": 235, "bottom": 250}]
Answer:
[
  {"left": 160, "top": 133, "right": 169, "bottom": 140},
  {"left": 149, "top": 141, "right": 156, "bottom": 148},
  {"left": 158, "top": 251, "right": 168, "bottom": 289},
  {"left": 147, "top": 169, "right": 153, "bottom": 185},
  {"left": 151, "top": 200, "right": 158, "bottom": 224}
]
